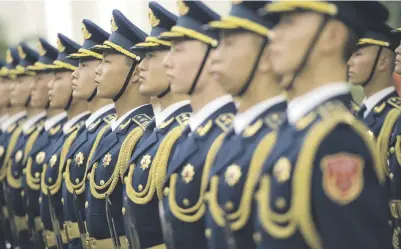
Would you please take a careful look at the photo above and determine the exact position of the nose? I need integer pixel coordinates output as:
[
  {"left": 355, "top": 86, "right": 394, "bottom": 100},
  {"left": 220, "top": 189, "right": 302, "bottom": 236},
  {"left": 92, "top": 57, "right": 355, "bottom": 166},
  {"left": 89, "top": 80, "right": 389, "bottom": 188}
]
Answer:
[
  {"left": 72, "top": 69, "right": 78, "bottom": 80},
  {"left": 347, "top": 56, "right": 354, "bottom": 67},
  {"left": 163, "top": 51, "right": 172, "bottom": 70},
  {"left": 95, "top": 61, "right": 103, "bottom": 76}
]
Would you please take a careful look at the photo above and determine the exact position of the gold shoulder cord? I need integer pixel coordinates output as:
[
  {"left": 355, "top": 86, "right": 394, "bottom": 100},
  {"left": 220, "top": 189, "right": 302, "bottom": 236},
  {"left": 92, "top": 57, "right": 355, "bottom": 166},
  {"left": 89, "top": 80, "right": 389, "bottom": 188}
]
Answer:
[
  {"left": 1, "top": 126, "right": 23, "bottom": 182},
  {"left": 41, "top": 128, "right": 80, "bottom": 196},
  {"left": 292, "top": 110, "right": 383, "bottom": 249},
  {"left": 65, "top": 125, "right": 110, "bottom": 195},
  {"left": 395, "top": 136, "right": 401, "bottom": 165},
  {"left": 90, "top": 126, "right": 144, "bottom": 200},
  {"left": 209, "top": 132, "right": 278, "bottom": 231},
  {"left": 126, "top": 126, "right": 182, "bottom": 205},
  {"left": 169, "top": 132, "right": 226, "bottom": 223},
  {"left": 26, "top": 157, "right": 41, "bottom": 190},
  {"left": 7, "top": 127, "right": 43, "bottom": 189},
  {"left": 377, "top": 108, "right": 400, "bottom": 177}
]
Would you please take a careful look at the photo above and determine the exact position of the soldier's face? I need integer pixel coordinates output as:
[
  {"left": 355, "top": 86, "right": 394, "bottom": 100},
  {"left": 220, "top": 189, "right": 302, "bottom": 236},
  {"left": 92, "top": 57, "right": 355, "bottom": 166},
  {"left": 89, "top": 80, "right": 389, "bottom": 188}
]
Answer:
[
  {"left": 395, "top": 45, "right": 401, "bottom": 75},
  {"left": 211, "top": 31, "right": 265, "bottom": 95},
  {"left": 269, "top": 12, "right": 323, "bottom": 87},
  {"left": 95, "top": 53, "right": 132, "bottom": 99},
  {"left": 10, "top": 75, "right": 31, "bottom": 106},
  {"left": 72, "top": 59, "right": 101, "bottom": 100},
  {"left": 30, "top": 72, "right": 52, "bottom": 108},
  {"left": 0, "top": 78, "right": 11, "bottom": 107},
  {"left": 347, "top": 46, "right": 378, "bottom": 85},
  {"left": 164, "top": 40, "right": 209, "bottom": 94},
  {"left": 138, "top": 50, "right": 170, "bottom": 97},
  {"left": 48, "top": 71, "right": 73, "bottom": 108}
]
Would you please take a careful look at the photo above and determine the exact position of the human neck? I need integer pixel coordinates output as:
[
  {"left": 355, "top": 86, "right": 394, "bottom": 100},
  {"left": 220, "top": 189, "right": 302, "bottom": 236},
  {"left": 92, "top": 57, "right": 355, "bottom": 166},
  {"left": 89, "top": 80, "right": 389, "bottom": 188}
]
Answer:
[
  {"left": 28, "top": 107, "right": 45, "bottom": 118},
  {"left": 8, "top": 105, "right": 25, "bottom": 116},
  {"left": 47, "top": 108, "right": 64, "bottom": 118},
  {"left": 363, "top": 73, "right": 394, "bottom": 99},
  {"left": 88, "top": 96, "right": 114, "bottom": 114},
  {"left": 237, "top": 73, "right": 282, "bottom": 113},
  {"left": 158, "top": 91, "right": 188, "bottom": 111},
  {"left": 0, "top": 107, "right": 8, "bottom": 116},
  {"left": 287, "top": 59, "right": 347, "bottom": 101},
  {"left": 114, "top": 86, "right": 150, "bottom": 118},
  {"left": 67, "top": 99, "right": 88, "bottom": 119},
  {"left": 190, "top": 79, "right": 227, "bottom": 113}
]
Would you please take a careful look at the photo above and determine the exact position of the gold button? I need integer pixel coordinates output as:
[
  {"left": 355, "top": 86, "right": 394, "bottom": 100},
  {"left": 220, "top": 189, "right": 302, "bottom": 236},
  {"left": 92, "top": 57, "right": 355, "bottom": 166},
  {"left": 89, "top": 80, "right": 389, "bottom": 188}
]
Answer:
[
  {"left": 225, "top": 201, "right": 234, "bottom": 211},
  {"left": 20, "top": 191, "right": 24, "bottom": 197},
  {"left": 100, "top": 180, "right": 105, "bottom": 185},
  {"left": 390, "top": 173, "right": 394, "bottom": 180},
  {"left": 163, "top": 187, "right": 169, "bottom": 196},
  {"left": 122, "top": 207, "right": 126, "bottom": 216},
  {"left": 87, "top": 174, "right": 90, "bottom": 180},
  {"left": 138, "top": 184, "right": 143, "bottom": 191},
  {"left": 63, "top": 172, "right": 66, "bottom": 179},
  {"left": 48, "top": 177, "right": 52, "bottom": 183},
  {"left": 39, "top": 197, "right": 42, "bottom": 203},
  {"left": 183, "top": 198, "right": 190, "bottom": 206},
  {"left": 275, "top": 198, "right": 286, "bottom": 209},
  {"left": 205, "top": 228, "right": 212, "bottom": 239},
  {"left": 61, "top": 198, "right": 64, "bottom": 205},
  {"left": 75, "top": 178, "right": 79, "bottom": 184},
  {"left": 390, "top": 147, "right": 395, "bottom": 154},
  {"left": 85, "top": 201, "right": 88, "bottom": 209},
  {"left": 35, "top": 172, "right": 40, "bottom": 178},
  {"left": 253, "top": 232, "right": 262, "bottom": 243}
]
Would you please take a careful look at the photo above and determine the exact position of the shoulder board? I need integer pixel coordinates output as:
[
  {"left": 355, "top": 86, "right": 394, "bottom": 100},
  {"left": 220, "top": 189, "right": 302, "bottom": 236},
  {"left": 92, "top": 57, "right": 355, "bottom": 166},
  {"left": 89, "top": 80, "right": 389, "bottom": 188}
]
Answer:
[
  {"left": 49, "top": 124, "right": 61, "bottom": 135},
  {"left": 264, "top": 112, "right": 286, "bottom": 130},
  {"left": 7, "top": 123, "right": 17, "bottom": 133},
  {"left": 132, "top": 114, "right": 152, "bottom": 130},
  {"left": 88, "top": 119, "right": 102, "bottom": 132},
  {"left": 175, "top": 112, "right": 191, "bottom": 129},
  {"left": 374, "top": 102, "right": 387, "bottom": 114},
  {"left": 215, "top": 113, "right": 235, "bottom": 132},
  {"left": 317, "top": 101, "right": 351, "bottom": 119},
  {"left": 196, "top": 119, "right": 213, "bottom": 136},
  {"left": 387, "top": 96, "right": 400, "bottom": 110},
  {"left": 23, "top": 126, "right": 36, "bottom": 135},
  {"left": 103, "top": 113, "right": 117, "bottom": 126},
  {"left": 158, "top": 117, "right": 175, "bottom": 129},
  {"left": 243, "top": 119, "right": 263, "bottom": 137}
]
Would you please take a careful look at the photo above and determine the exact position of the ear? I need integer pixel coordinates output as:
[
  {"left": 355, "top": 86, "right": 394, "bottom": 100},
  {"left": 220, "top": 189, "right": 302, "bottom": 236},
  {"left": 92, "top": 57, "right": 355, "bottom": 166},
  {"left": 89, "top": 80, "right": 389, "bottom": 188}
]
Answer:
[
  {"left": 376, "top": 49, "right": 393, "bottom": 73},
  {"left": 130, "top": 64, "right": 141, "bottom": 84},
  {"left": 319, "top": 19, "right": 348, "bottom": 56}
]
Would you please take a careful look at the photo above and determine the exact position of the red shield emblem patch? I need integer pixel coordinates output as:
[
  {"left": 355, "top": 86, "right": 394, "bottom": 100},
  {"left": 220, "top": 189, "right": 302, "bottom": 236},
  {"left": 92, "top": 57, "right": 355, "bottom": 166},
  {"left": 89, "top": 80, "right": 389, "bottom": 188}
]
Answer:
[{"left": 321, "top": 153, "right": 364, "bottom": 205}]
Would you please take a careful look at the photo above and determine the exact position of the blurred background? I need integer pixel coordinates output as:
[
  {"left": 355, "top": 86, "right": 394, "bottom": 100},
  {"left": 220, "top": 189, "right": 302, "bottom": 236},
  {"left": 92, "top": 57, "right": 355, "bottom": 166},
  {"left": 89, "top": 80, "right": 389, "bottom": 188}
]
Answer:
[{"left": 0, "top": 0, "right": 400, "bottom": 102}]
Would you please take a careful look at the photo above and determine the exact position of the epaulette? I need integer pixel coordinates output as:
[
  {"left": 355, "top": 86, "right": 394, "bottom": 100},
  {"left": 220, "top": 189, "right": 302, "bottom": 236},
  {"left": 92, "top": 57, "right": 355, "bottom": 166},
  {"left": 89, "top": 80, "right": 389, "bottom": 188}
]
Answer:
[
  {"left": 49, "top": 124, "right": 61, "bottom": 135},
  {"left": 103, "top": 113, "right": 117, "bottom": 126},
  {"left": 264, "top": 112, "right": 286, "bottom": 130},
  {"left": 88, "top": 119, "right": 101, "bottom": 132},
  {"left": 7, "top": 123, "right": 17, "bottom": 133},
  {"left": 23, "top": 126, "right": 36, "bottom": 135},
  {"left": 175, "top": 112, "right": 191, "bottom": 129},
  {"left": 243, "top": 119, "right": 263, "bottom": 137},
  {"left": 387, "top": 96, "right": 400, "bottom": 110},
  {"left": 215, "top": 113, "right": 235, "bottom": 132},
  {"left": 67, "top": 121, "right": 84, "bottom": 134},
  {"left": 132, "top": 114, "right": 152, "bottom": 130},
  {"left": 196, "top": 120, "right": 213, "bottom": 137},
  {"left": 317, "top": 101, "right": 352, "bottom": 120}
]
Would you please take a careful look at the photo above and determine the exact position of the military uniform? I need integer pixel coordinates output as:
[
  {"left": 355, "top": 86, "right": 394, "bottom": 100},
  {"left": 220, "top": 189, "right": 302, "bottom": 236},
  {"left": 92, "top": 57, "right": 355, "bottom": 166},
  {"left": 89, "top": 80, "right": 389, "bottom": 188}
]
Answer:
[
  {"left": 253, "top": 2, "right": 392, "bottom": 249},
  {"left": 61, "top": 19, "right": 114, "bottom": 249},
  {"left": 84, "top": 9, "right": 154, "bottom": 249}
]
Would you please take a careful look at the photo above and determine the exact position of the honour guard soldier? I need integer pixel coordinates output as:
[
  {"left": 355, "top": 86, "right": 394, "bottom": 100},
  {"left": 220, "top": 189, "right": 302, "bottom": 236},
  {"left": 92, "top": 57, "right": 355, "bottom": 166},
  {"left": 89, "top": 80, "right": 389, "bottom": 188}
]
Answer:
[
  {"left": 40, "top": 33, "right": 90, "bottom": 249},
  {"left": 122, "top": 2, "right": 191, "bottom": 249},
  {"left": 252, "top": 2, "right": 392, "bottom": 249},
  {"left": 0, "top": 59, "right": 7, "bottom": 249},
  {"left": 5, "top": 42, "right": 44, "bottom": 249},
  {"left": 159, "top": 1, "right": 236, "bottom": 249},
  {"left": 62, "top": 19, "right": 116, "bottom": 249},
  {"left": 85, "top": 9, "right": 154, "bottom": 249},
  {"left": 24, "top": 38, "right": 67, "bottom": 249},
  {"left": 394, "top": 28, "right": 401, "bottom": 75},
  {"left": 203, "top": 2, "right": 287, "bottom": 249}
]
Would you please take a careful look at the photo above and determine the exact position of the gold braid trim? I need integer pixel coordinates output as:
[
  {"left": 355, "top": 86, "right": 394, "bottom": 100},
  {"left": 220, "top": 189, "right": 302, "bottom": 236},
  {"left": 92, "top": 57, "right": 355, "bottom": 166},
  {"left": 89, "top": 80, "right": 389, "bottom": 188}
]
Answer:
[
  {"left": 23, "top": 127, "right": 42, "bottom": 165},
  {"left": 292, "top": 114, "right": 383, "bottom": 249},
  {"left": 377, "top": 109, "right": 400, "bottom": 177},
  {"left": 42, "top": 129, "right": 80, "bottom": 196},
  {"left": 208, "top": 132, "right": 277, "bottom": 230},
  {"left": 396, "top": 136, "right": 401, "bottom": 165},
  {"left": 126, "top": 126, "right": 182, "bottom": 205},
  {"left": 65, "top": 125, "right": 110, "bottom": 195},
  {"left": 2, "top": 126, "right": 23, "bottom": 182},
  {"left": 26, "top": 157, "right": 41, "bottom": 190},
  {"left": 90, "top": 127, "right": 144, "bottom": 200},
  {"left": 169, "top": 133, "right": 225, "bottom": 223}
]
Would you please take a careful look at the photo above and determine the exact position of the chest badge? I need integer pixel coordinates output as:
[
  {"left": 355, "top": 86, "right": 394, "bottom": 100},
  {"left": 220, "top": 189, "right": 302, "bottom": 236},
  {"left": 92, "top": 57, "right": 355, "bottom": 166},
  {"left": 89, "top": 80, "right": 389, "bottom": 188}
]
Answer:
[
  {"left": 36, "top": 152, "right": 46, "bottom": 164},
  {"left": 225, "top": 164, "right": 242, "bottom": 187},
  {"left": 49, "top": 155, "right": 58, "bottom": 168},
  {"left": 15, "top": 150, "right": 23, "bottom": 163},
  {"left": 140, "top": 154, "right": 152, "bottom": 170},
  {"left": 273, "top": 158, "right": 291, "bottom": 183},
  {"left": 102, "top": 153, "right": 112, "bottom": 167},
  {"left": 75, "top": 152, "right": 85, "bottom": 167},
  {"left": 181, "top": 164, "right": 195, "bottom": 184}
]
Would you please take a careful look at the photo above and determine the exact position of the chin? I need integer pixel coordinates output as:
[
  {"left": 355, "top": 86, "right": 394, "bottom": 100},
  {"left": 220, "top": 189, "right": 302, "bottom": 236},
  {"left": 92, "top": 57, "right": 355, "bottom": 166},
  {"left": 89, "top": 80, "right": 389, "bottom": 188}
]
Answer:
[{"left": 395, "top": 65, "right": 401, "bottom": 75}]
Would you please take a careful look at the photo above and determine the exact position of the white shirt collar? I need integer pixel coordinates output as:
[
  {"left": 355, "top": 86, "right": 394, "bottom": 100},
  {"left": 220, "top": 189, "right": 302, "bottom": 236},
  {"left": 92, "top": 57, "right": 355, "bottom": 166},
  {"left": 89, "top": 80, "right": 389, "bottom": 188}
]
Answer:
[
  {"left": 362, "top": 86, "right": 395, "bottom": 118},
  {"left": 111, "top": 104, "right": 148, "bottom": 131},
  {"left": 189, "top": 95, "right": 234, "bottom": 132},
  {"left": 234, "top": 95, "right": 286, "bottom": 134},
  {"left": 44, "top": 112, "right": 67, "bottom": 131},
  {"left": 1, "top": 111, "right": 27, "bottom": 131},
  {"left": 63, "top": 111, "right": 90, "bottom": 134},
  {"left": 155, "top": 100, "right": 190, "bottom": 127},
  {"left": 85, "top": 104, "right": 115, "bottom": 128},
  {"left": 0, "top": 114, "right": 10, "bottom": 125},
  {"left": 23, "top": 111, "right": 47, "bottom": 133},
  {"left": 287, "top": 82, "right": 350, "bottom": 124}
]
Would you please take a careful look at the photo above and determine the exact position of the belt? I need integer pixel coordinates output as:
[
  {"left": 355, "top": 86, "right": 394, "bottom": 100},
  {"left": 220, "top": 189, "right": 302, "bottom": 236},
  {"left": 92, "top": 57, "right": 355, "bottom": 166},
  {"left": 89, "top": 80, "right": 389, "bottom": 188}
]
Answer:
[
  {"left": 2, "top": 206, "right": 8, "bottom": 218},
  {"left": 43, "top": 229, "right": 68, "bottom": 248},
  {"left": 14, "top": 215, "right": 28, "bottom": 232},
  {"left": 64, "top": 221, "right": 82, "bottom": 241},
  {"left": 390, "top": 200, "right": 401, "bottom": 219},
  {"left": 86, "top": 236, "right": 129, "bottom": 249}
]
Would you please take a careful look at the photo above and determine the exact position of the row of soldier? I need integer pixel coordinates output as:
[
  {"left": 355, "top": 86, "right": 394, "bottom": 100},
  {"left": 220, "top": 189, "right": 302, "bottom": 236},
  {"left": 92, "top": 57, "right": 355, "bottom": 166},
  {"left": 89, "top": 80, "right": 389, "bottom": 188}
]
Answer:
[{"left": 0, "top": 1, "right": 400, "bottom": 249}]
